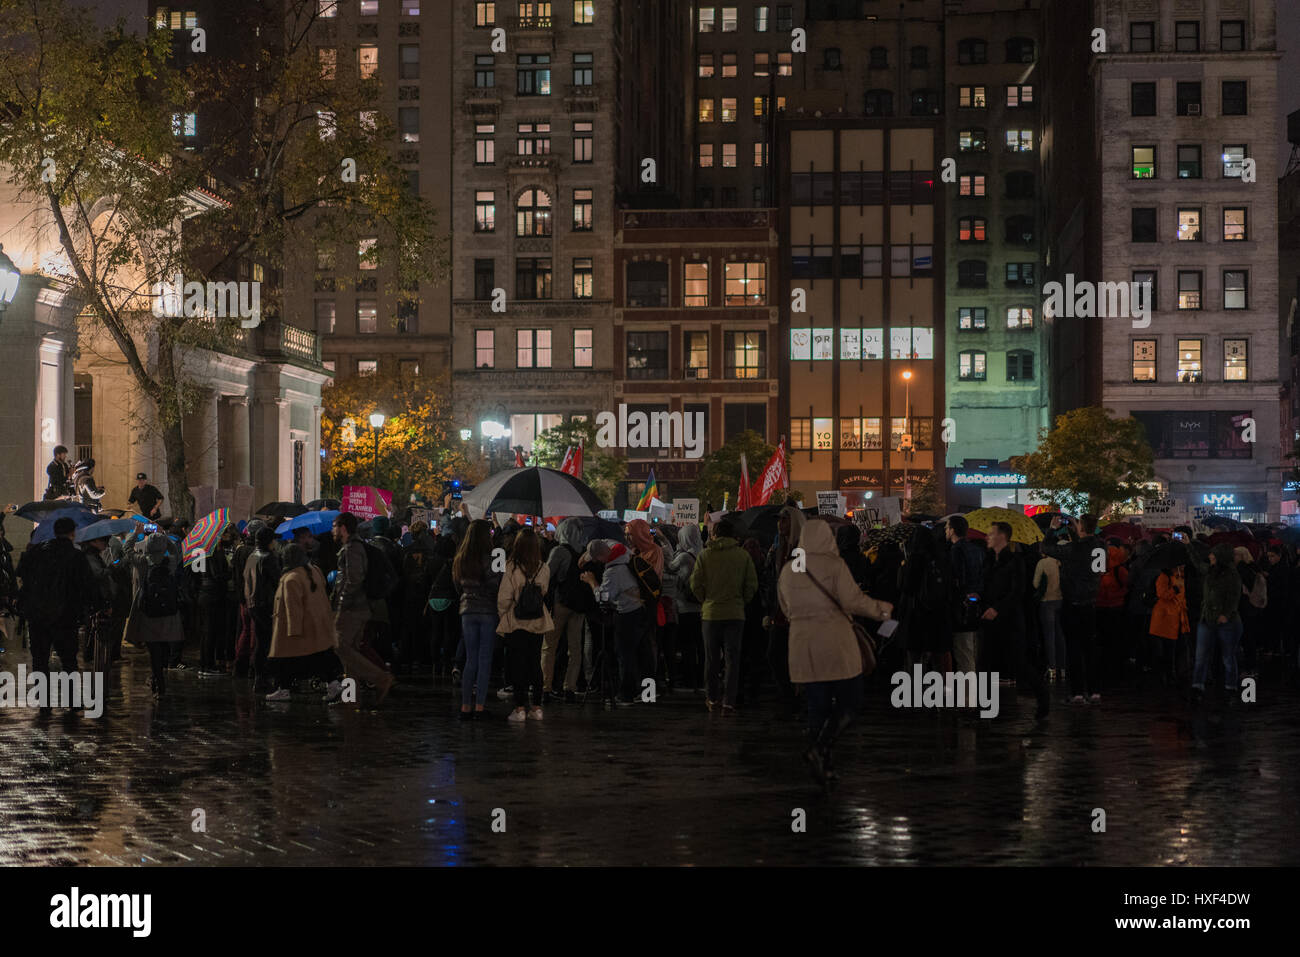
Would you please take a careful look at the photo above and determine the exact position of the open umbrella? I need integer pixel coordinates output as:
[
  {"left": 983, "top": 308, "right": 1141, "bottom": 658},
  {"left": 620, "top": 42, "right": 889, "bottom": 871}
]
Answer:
[
  {"left": 1199, "top": 514, "right": 1246, "bottom": 532},
  {"left": 75, "top": 517, "right": 139, "bottom": 543},
  {"left": 183, "top": 508, "right": 231, "bottom": 564},
  {"left": 277, "top": 509, "right": 341, "bottom": 540},
  {"left": 1146, "top": 539, "right": 1191, "bottom": 570},
  {"left": 255, "top": 501, "right": 306, "bottom": 523},
  {"left": 306, "top": 498, "right": 341, "bottom": 510},
  {"left": 1097, "top": 521, "right": 1146, "bottom": 543},
  {"left": 28, "top": 507, "right": 103, "bottom": 544},
  {"left": 964, "top": 506, "right": 1044, "bottom": 544},
  {"left": 463, "top": 467, "right": 605, "bottom": 519},
  {"left": 14, "top": 500, "right": 97, "bottom": 522},
  {"left": 736, "top": 504, "right": 785, "bottom": 547}
]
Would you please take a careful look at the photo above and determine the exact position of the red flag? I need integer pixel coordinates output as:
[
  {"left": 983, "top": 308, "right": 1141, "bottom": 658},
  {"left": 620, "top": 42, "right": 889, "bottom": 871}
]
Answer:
[
  {"left": 559, "top": 444, "right": 584, "bottom": 478},
  {"left": 514, "top": 447, "right": 526, "bottom": 468},
  {"left": 559, "top": 446, "right": 575, "bottom": 475},
  {"left": 749, "top": 437, "right": 788, "bottom": 506},
  {"left": 737, "top": 453, "right": 752, "bottom": 511},
  {"left": 572, "top": 442, "right": 584, "bottom": 479}
]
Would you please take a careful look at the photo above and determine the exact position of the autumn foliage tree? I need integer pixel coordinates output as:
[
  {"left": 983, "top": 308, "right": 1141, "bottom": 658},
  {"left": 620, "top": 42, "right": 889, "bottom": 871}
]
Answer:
[{"left": 321, "top": 370, "right": 482, "bottom": 500}]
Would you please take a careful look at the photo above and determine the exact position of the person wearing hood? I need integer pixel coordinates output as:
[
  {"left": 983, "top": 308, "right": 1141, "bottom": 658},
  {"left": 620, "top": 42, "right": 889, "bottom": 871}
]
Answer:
[
  {"left": 265, "top": 543, "right": 346, "bottom": 701},
  {"left": 581, "top": 538, "right": 646, "bottom": 706},
  {"left": 122, "top": 532, "right": 185, "bottom": 697},
  {"left": 497, "top": 527, "right": 552, "bottom": 722},
  {"left": 778, "top": 518, "right": 892, "bottom": 789},
  {"left": 669, "top": 522, "right": 705, "bottom": 691},
  {"left": 689, "top": 516, "right": 758, "bottom": 714},
  {"left": 762, "top": 505, "right": 806, "bottom": 719},
  {"left": 542, "top": 517, "right": 592, "bottom": 703},
  {"left": 1192, "top": 543, "right": 1244, "bottom": 705}
]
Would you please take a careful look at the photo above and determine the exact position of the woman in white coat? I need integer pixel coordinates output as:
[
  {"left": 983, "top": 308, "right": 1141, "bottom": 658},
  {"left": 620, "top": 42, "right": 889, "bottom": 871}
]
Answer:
[{"left": 778, "top": 518, "right": 892, "bottom": 787}]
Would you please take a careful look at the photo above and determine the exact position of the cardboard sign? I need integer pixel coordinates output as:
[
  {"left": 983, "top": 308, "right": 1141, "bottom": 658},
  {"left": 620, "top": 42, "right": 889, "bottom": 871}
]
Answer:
[
  {"left": 816, "top": 491, "right": 840, "bottom": 516},
  {"left": 597, "top": 509, "right": 620, "bottom": 521},
  {"left": 622, "top": 509, "right": 649, "bottom": 523},
  {"left": 671, "top": 498, "right": 700, "bottom": 526},
  {"left": 1142, "top": 497, "right": 1186, "bottom": 525},
  {"left": 341, "top": 485, "right": 393, "bottom": 520}
]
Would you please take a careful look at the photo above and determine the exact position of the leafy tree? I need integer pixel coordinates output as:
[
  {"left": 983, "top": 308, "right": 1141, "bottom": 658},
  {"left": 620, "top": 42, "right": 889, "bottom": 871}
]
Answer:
[
  {"left": 693, "top": 430, "right": 791, "bottom": 511},
  {"left": 531, "top": 418, "right": 625, "bottom": 508},
  {"left": 0, "top": 0, "right": 447, "bottom": 520},
  {"left": 1009, "top": 407, "right": 1155, "bottom": 516},
  {"left": 904, "top": 469, "right": 945, "bottom": 516},
  {"left": 321, "top": 370, "right": 483, "bottom": 500}
]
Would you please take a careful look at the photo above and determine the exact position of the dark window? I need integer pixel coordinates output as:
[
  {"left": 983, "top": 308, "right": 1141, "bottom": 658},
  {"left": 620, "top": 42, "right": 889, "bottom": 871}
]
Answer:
[
  {"left": 1005, "top": 262, "right": 1034, "bottom": 287},
  {"left": 910, "top": 89, "right": 940, "bottom": 116},
  {"left": 516, "top": 53, "right": 551, "bottom": 95},
  {"left": 1130, "top": 21, "right": 1155, "bottom": 53},
  {"left": 695, "top": 186, "right": 713, "bottom": 207},
  {"left": 626, "top": 331, "right": 669, "bottom": 380},
  {"left": 1220, "top": 20, "right": 1245, "bottom": 52},
  {"left": 791, "top": 245, "right": 834, "bottom": 279},
  {"left": 1006, "top": 350, "right": 1034, "bottom": 381},
  {"left": 1005, "top": 37, "right": 1035, "bottom": 62},
  {"left": 958, "top": 38, "right": 986, "bottom": 64},
  {"left": 1175, "top": 21, "right": 1200, "bottom": 52},
  {"left": 823, "top": 48, "right": 841, "bottom": 70},
  {"left": 910, "top": 46, "right": 928, "bottom": 68},
  {"left": 723, "top": 403, "right": 767, "bottom": 442},
  {"left": 776, "top": 5, "right": 792, "bottom": 32},
  {"left": 1131, "top": 411, "right": 1254, "bottom": 460},
  {"left": 1131, "top": 82, "right": 1156, "bottom": 116},
  {"left": 790, "top": 172, "right": 836, "bottom": 205},
  {"left": 1132, "top": 207, "right": 1157, "bottom": 242},
  {"left": 626, "top": 261, "right": 668, "bottom": 307},
  {"left": 1177, "top": 144, "right": 1202, "bottom": 178},
  {"left": 515, "top": 257, "right": 552, "bottom": 299},
  {"left": 889, "top": 170, "right": 936, "bottom": 205},
  {"left": 1005, "top": 215, "right": 1035, "bottom": 245},
  {"left": 1133, "top": 270, "right": 1158, "bottom": 311},
  {"left": 868, "top": 46, "right": 887, "bottom": 69},
  {"left": 572, "top": 52, "right": 593, "bottom": 86},
  {"left": 1222, "top": 81, "right": 1247, "bottom": 116},
  {"left": 1005, "top": 171, "right": 1035, "bottom": 198},
  {"left": 473, "top": 259, "right": 495, "bottom": 300},
  {"left": 957, "top": 260, "right": 987, "bottom": 288},
  {"left": 1176, "top": 82, "right": 1202, "bottom": 116},
  {"left": 840, "top": 170, "right": 885, "bottom": 205},
  {"left": 864, "top": 89, "right": 894, "bottom": 116},
  {"left": 474, "top": 54, "right": 495, "bottom": 87},
  {"left": 958, "top": 306, "right": 987, "bottom": 331}
]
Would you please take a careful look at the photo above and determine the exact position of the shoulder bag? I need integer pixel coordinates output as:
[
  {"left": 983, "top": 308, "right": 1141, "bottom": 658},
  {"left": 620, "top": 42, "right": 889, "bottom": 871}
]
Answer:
[{"left": 805, "top": 571, "right": 879, "bottom": 678}]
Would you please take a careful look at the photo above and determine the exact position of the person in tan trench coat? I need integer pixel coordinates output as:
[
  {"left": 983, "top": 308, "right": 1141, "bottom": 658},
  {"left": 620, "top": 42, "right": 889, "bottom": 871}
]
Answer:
[
  {"left": 778, "top": 518, "right": 892, "bottom": 789},
  {"left": 265, "top": 543, "right": 345, "bottom": 702}
]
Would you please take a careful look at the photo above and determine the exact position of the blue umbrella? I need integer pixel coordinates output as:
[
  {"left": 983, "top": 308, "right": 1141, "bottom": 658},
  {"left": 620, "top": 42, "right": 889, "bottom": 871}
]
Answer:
[
  {"left": 30, "top": 507, "right": 103, "bottom": 544},
  {"left": 277, "top": 509, "right": 340, "bottom": 539},
  {"left": 75, "top": 517, "right": 139, "bottom": 542}
]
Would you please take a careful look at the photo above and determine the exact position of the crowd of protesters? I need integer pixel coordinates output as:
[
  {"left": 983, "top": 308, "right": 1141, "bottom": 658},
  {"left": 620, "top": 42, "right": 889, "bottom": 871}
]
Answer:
[{"left": 2, "top": 499, "right": 1298, "bottom": 791}]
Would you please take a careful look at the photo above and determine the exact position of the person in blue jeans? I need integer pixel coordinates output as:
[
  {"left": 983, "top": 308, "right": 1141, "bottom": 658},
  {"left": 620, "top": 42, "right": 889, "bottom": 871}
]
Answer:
[
  {"left": 1192, "top": 544, "right": 1243, "bottom": 706},
  {"left": 453, "top": 520, "right": 501, "bottom": 719}
]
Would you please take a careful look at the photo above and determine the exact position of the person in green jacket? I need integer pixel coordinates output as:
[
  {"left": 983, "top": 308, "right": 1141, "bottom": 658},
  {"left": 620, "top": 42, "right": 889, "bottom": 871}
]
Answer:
[
  {"left": 1192, "top": 543, "right": 1243, "bottom": 705},
  {"left": 689, "top": 517, "right": 758, "bottom": 713}
]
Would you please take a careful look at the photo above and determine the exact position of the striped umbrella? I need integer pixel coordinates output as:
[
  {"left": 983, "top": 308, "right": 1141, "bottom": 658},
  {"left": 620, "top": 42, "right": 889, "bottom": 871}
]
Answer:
[{"left": 183, "top": 508, "right": 230, "bottom": 565}]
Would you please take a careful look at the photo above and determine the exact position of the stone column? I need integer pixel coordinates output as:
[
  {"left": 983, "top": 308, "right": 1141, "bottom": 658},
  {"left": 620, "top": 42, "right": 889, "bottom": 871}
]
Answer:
[
  {"left": 310, "top": 405, "right": 323, "bottom": 502},
  {"left": 226, "top": 396, "right": 251, "bottom": 487},
  {"left": 191, "top": 389, "right": 220, "bottom": 488}
]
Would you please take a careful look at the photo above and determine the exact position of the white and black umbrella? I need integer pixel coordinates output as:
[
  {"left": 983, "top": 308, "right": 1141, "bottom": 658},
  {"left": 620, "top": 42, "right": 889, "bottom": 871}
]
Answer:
[{"left": 462, "top": 467, "right": 605, "bottom": 519}]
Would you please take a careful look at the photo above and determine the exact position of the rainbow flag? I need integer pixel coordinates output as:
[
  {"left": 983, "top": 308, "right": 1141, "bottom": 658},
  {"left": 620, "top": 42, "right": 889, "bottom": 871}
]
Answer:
[{"left": 635, "top": 469, "right": 658, "bottom": 511}]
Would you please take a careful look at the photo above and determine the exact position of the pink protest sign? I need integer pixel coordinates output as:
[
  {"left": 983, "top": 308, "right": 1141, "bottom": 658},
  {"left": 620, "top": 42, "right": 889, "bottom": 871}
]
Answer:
[{"left": 340, "top": 485, "right": 393, "bottom": 520}]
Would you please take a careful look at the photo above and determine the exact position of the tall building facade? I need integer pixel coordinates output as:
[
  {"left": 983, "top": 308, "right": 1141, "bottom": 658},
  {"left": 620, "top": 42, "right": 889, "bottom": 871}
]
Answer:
[{"left": 1086, "top": 0, "right": 1281, "bottom": 520}]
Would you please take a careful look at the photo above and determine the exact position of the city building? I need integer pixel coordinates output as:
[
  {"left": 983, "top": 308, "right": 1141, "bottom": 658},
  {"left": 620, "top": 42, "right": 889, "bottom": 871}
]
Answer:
[
  {"left": 613, "top": 207, "right": 779, "bottom": 506},
  {"left": 1078, "top": 0, "right": 1282, "bottom": 521}
]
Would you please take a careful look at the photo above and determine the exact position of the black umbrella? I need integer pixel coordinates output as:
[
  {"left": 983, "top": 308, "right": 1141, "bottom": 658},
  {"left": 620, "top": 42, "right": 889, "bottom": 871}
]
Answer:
[
  {"left": 306, "top": 498, "right": 341, "bottom": 510},
  {"left": 1146, "top": 540, "right": 1191, "bottom": 570},
  {"left": 13, "top": 500, "right": 98, "bottom": 522},
  {"left": 462, "top": 466, "right": 605, "bottom": 518},
  {"left": 736, "top": 504, "right": 785, "bottom": 546},
  {"left": 255, "top": 501, "right": 307, "bottom": 522},
  {"left": 1200, "top": 514, "right": 1246, "bottom": 532}
]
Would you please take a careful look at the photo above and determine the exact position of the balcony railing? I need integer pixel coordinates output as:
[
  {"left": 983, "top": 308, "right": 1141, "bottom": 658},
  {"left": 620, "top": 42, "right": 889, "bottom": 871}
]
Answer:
[
  {"left": 509, "top": 15, "right": 553, "bottom": 29},
  {"left": 620, "top": 209, "right": 774, "bottom": 231}
]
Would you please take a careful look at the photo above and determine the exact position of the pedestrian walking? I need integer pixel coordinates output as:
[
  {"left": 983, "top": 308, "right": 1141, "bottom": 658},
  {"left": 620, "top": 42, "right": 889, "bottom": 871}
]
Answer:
[
  {"left": 331, "top": 512, "right": 395, "bottom": 704},
  {"left": 762, "top": 504, "right": 805, "bottom": 719}
]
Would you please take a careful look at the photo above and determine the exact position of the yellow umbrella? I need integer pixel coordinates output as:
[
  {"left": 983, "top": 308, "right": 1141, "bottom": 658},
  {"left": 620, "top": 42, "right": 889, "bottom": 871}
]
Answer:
[{"left": 964, "top": 506, "right": 1044, "bottom": 544}]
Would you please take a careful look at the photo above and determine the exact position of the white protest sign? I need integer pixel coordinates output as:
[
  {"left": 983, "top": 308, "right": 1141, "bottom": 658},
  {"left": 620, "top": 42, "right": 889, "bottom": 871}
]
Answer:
[
  {"left": 623, "top": 509, "right": 649, "bottom": 523},
  {"left": 816, "top": 491, "right": 840, "bottom": 516},
  {"left": 671, "top": 498, "right": 700, "bottom": 526},
  {"left": 1141, "top": 497, "right": 1185, "bottom": 525}
]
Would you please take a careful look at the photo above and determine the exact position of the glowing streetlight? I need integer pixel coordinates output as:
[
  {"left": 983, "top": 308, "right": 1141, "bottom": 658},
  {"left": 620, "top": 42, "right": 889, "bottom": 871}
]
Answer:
[{"left": 369, "top": 412, "right": 386, "bottom": 487}]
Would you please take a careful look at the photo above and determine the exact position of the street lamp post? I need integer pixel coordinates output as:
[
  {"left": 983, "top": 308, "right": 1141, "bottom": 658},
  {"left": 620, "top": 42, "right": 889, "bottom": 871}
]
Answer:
[
  {"left": 901, "top": 370, "right": 913, "bottom": 503},
  {"left": 369, "top": 412, "right": 386, "bottom": 488}
]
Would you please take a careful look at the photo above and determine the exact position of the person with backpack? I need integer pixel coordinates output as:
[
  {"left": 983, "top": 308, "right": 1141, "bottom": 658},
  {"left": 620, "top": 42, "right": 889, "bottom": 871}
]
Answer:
[
  {"left": 542, "top": 517, "right": 592, "bottom": 703},
  {"left": 1192, "top": 544, "right": 1244, "bottom": 706},
  {"left": 670, "top": 523, "right": 706, "bottom": 692},
  {"left": 16, "top": 516, "right": 96, "bottom": 697},
  {"left": 580, "top": 539, "right": 648, "bottom": 707},
  {"left": 243, "top": 525, "right": 282, "bottom": 693},
  {"left": 453, "top": 519, "right": 501, "bottom": 718},
  {"left": 331, "top": 512, "right": 395, "bottom": 704},
  {"left": 122, "top": 532, "right": 185, "bottom": 698},
  {"left": 689, "top": 516, "right": 758, "bottom": 715},
  {"left": 497, "top": 527, "right": 552, "bottom": 722}
]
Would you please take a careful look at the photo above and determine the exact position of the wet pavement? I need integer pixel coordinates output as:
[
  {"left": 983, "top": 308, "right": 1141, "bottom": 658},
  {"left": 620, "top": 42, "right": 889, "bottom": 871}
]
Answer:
[{"left": 1, "top": 641, "right": 1297, "bottom": 867}]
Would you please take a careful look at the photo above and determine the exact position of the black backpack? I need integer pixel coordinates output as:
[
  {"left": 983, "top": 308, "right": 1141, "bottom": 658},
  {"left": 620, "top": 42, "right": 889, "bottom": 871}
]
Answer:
[
  {"left": 556, "top": 544, "right": 597, "bottom": 614},
  {"left": 514, "top": 566, "right": 545, "bottom": 620},
  {"left": 362, "top": 541, "right": 399, "bottom": 600},
  {"left": 21, "top": 543, "right": 73, "bottom": 624},
  {"left": 427, "top": 556, "right": 457, "bottom": 612},
  {"left": 631, "top": 553, "right": 662, "bottom": 604},
  {"left": 142, "top": 560, "right": 179, "bottom": 618}
]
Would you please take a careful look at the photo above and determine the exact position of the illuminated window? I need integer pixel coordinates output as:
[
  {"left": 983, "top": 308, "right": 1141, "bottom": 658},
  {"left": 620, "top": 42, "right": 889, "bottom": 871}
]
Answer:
[
  {"left": 722, "top": 143, "right": 737, "bottom": 167},
  {"left": 1223, "top": 270, "right": 1247, "bottom": 309},
  {"left": 1222, "top": 145, "right": 1246, "bottom": 178},
  {"left": 517, "top": 329, "right": 552, "bottom": 368},
  {"left": 474, "top": 1, "right": 493, "bottom": 22},
  {"left": 722, "top": 53, "right": 737, "bottom": 78},
  {"left": 685, "top": 331, "right": 709, "bottom": 378},
  {"left": 1224, "top": 339, "right": 1247, "bottom": 380},
  {"left": 724, "top": 331, "right": 764, "bottom": 379},
  {"left": 1132, "top": 145, "right": 1156, "bottom": 179},
  {"left": 698, "top": 98, "right": 715, "bottom": 122},
  {"left": 573, "top": 329, "right": 593, "bottom": 367},
  {"left": 959, "top": 129, "right": 986, "bottom": 152},
  {"left": 721, "top": 98, "right": 737, "bottom": 122},
  {"left": 572, "top": 188, "right": 592, "bottom": 231},
  {"left": 1223, "top": 208, "right": 1247, "bottom": 241},
  {"left": 958, "top": 174, "right": 985, "bottom": 197},
  {"left": 1005, "top": 129, "right": 1033, "bottom": 152},
  {"left": 356, "top": 301, "right": 377, "bottom": 334},
  {"left": 572, "top": 0, "right": 593, "bottom": 24},
  {"left": 958, "top": 217, "right": 986, "bottom": 242},
  {"left": 1178, "top": 208, "right": 1202, "bottom": 241},
  {"left": 1006, "top": 85, "right": 1033, "bottom": 107},
  {"left": 475, "top": 191, "right": 495, "bottom": 232},
  {"left": 572, "top": 258, "right": 592, "bottom": 298},
  {"left": 698, "top": 7, "right": 714, "bottom": 31},
  {"left": 515, "top": 188, "right": 552, "bottom": 236},
  {"left": 357, "top": 237, "right": 377, "bottom": 269},
  {"left": 698, "top": 144, "right": 714, "bottom": 168},
  {"left": 958, "top": 307, "right": 986, "bottom": 330},
  {"left": 958, "top": 86, "right": 986, "bottom": 108},
  {"left": 358, "top": 46, "right": 379, "bottom": 79},
  {"left": 1177, "top": 339, "right": 1202, "bottom": 382},
  {"left": 319, "top": 48, "right": 337, "bottom": 80},
  {"left": 753, "top": 52, "right": 769, "bottom": 76},
  {"left": 724, "top": 262, "right": 766, "bottom": 305},
  {"left": 357, "top": 359, "right": 377, "bottom": 376},
  {"left": 475, "top": 329, "right": 495, "bottom": 368},
  {"left": 1132, "top": 340, "right": 1156, "bottom": 381},
  {"left": 959, "top": 351, "right": 986, "bottom": 380},
  {"left": 475, "top": 123, "right": 495, "bottom": 164},
  {"left": 318, "top": 1, "right": 338, "bottom": 18},
  {"left": 685, "top": 262, "right": 709, "bottom": 306},
  {"left": 1006, "top": 306, "right": 1034, "bottom": 330},
  {"left": 698, "top": 54, "right": 714, "bottom": 78},
  {"left": 1178, "top": 271, "right": 1202, "bottom": 309}
]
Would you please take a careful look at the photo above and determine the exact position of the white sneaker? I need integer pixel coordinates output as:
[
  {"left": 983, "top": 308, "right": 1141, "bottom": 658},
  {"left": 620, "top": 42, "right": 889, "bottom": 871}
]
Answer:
[
  {"left": 322, "top": 680, "right": 343, "bottom": 703},
  {"left": 528, "top": 707, "right": 543, "bottom": 721},
  {"left": 497, "top": 686, "right": 514, "bottom": 700},
  {"left": 265, "top": 688, "right": 291, "bottom": 702},
  {"left": 508, "top": 707, "right": 527, "bottom": 723}
]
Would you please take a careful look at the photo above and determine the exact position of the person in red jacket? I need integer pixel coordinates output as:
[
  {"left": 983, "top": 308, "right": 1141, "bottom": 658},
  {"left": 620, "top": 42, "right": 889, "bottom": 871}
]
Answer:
[{"left": 1095, "top": 543, "right": 1131, "bottom": 688}]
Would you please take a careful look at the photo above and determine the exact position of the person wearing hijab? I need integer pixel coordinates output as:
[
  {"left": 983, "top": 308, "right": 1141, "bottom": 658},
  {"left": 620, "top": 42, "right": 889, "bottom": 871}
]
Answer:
[
  {"left": 763, "top": 505, "right": 807, "bottom": 719},
  {"left": 626, "top": 519, "right": 663, "bottom": 576},
  {"left": 265, "top": 544, "right": 346, "bottom": 701},
  {"left": 669, "top": 523, "right": 705, "bottom": 691}
]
